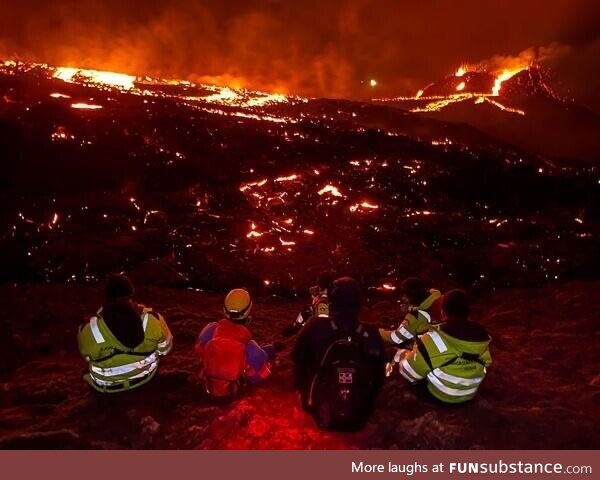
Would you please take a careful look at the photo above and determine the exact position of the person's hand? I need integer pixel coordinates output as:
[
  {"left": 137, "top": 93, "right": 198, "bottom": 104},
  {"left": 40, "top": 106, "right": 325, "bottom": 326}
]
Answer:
[{"left": 379, "top": 328, "right": 393, "bottom": 344}]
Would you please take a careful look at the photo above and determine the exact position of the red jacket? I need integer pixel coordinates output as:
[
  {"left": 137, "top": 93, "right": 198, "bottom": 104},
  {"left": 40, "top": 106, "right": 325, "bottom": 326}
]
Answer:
[{"left": 195, "top": 319, "right": 271, "bottom": 387}]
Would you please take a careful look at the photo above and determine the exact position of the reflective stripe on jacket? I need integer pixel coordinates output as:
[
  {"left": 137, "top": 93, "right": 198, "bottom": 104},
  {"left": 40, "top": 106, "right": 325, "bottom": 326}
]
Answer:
[
  {"left": 386, "top": 289, "right": 443, "bottom": 345},
  {"left": 78, "top": 307, "right": 173, "bottom": 393},
  {"left": 400, "top": 328, "right": 492, "bottom": 403}
]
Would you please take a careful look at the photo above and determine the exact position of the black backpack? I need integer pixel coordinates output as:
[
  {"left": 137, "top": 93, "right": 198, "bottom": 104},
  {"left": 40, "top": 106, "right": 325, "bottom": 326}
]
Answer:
[{"left": 307, "top": 321, "right": 374, "bottom": 431}]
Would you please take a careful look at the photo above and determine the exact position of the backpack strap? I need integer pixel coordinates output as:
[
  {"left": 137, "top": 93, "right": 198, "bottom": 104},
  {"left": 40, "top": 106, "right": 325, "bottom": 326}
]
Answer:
[{"left": 416, "top": 336, "right": 434, "bottom": 370}]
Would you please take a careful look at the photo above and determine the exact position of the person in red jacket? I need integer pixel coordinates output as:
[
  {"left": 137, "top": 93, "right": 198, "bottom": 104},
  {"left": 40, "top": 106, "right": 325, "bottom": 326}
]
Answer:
[{"left": 195, "top": 288, "right": 274, "bottom": 398}]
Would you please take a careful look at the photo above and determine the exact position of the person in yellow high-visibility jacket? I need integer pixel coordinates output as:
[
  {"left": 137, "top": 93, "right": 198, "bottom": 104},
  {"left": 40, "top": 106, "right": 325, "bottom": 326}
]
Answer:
[
  {"left": 380, "top": 277, "right": 443, "bottom": 347},
  {"left": 396, "top": 289, "right": 491, "bottom": 404},
  {"left": 78, "top": 274, "right": 173, "bottom": 393}
]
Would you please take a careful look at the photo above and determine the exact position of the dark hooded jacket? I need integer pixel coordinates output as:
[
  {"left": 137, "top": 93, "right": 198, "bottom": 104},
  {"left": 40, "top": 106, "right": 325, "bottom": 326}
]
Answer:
[{"left": 292, "top": 277, "right": 386, "bottom": 399}]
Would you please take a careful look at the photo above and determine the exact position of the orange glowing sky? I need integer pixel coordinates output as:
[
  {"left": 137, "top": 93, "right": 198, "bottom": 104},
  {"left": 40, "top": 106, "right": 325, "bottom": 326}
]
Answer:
[{"left": 0, "top": 0, "right": 598, "bottom": 109}]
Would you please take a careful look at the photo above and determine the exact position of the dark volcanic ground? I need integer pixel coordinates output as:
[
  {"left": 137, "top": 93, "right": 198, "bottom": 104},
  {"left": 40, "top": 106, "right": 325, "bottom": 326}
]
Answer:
[{"left": 0, "top": 282, "right": 598, "bottom": 449}]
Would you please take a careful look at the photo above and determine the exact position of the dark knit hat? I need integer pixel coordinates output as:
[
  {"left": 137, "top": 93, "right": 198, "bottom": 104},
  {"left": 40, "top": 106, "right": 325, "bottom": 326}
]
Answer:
[
  {"left": 442, "top": 289, "right": 470, "bottom": 319},
  {"left": 105, "top": 274, "right": 134, "bottom": 301},
  {"left": 328, "top": 277, "right": 361, "bottom": 312},
  {"left": 401, "top": 277, "right": 428, "bottom": 303},
  {"left": 318, "top": 270, "right": 336, "bottom": 290}
]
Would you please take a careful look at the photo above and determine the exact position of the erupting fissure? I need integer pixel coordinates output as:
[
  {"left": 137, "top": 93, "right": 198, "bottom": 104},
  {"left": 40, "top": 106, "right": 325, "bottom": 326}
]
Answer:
[{"left": 374, "top": 62, "right": 532, "bottom": 116}]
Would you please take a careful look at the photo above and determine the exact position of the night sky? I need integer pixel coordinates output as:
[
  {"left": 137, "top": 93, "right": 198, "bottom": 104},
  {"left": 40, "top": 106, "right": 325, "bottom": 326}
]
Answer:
[{"left": 1, "top": 0, "right": 599, "bottom": 108}]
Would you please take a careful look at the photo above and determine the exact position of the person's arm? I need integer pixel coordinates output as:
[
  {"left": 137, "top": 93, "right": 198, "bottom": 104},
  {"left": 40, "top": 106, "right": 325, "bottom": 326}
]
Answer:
[
  {"left": 380, "top": 312, "right": 420, "bottom": 346},
  {"left": 194, "top": 322, "right": 217, "bottom": 357},
  {"left": 145, "top": 310, "right": 173, "bottom": 356},
  {"left": 369, "top": 329, "right": 387, "bottom": 389},
  {"left": 245, "top": 340, "right": 271, "bottom": 383},
  {"left": 292, "top": 316, "right": 315, "bottom": 388},
  {"left": 398, "top": 340, "right": 432, "bottom": 384},
  {"left": 77, "top": 319, "right": 103, "bottom": 361}
]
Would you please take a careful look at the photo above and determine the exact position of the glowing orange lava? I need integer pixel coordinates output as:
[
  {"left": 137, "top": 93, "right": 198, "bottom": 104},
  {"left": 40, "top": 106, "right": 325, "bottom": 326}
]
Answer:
[
  {"left": 71, "top": 103, "right": 103, "bottom": 110},
  {"left": 455, "top": 66, "right": 468, "bottom": 77},
  {"left": 492, "top": 68, "right": 525, "bottom": 96},
  {"left": 54, "top": 67, "right": 136, "bottom": 90},
  {"left": 318, "top": 185, "right": 343, "bottom": 197}
]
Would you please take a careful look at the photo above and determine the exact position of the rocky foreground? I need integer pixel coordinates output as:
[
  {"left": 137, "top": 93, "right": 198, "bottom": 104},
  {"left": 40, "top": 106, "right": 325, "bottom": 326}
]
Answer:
[{"left": 0, "top": 281, "right": 598, "bottom": 449}]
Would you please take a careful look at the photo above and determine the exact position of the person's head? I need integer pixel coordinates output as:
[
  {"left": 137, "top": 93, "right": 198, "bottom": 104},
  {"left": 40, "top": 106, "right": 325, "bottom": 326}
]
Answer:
[
  {"left": 328, "top": 277, "right": 361, "bottom": 321},
  {"left": 401, "top": 277, "right": 429, "bottom": 305},
  {"left": 224, "top": 288, "right": 252, "bottom": 323},
  {"left": 442, "top": 289, "right": 470, "bottom": 323},
  {"left": 318, "top": 270, "right": 336, "bottom": 291},
  {"left": 105, "top": 274, "right": 134, "bottom": 303}
]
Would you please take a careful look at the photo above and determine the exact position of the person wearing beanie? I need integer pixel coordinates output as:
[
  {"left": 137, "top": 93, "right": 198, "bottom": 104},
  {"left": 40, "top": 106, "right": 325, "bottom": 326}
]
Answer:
[
  {"left": 77, "top": 274, "right": 173, "bottom": 393},
  {"left": 395, "top": 289, "right": 492, "bottom": 404},
  {"left": 379, "top": 277, "right": 443, "bottom": 347},
  {"left": 293, "top": 277, "right": 385, "bottom": 429}
]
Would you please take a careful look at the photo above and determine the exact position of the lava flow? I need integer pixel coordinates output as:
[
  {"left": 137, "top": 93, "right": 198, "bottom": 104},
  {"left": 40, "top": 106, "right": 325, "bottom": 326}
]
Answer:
[
  {"left": 0, "top": 57, "right": 597, "bottom": 293},
  {"left": 1, "top": 60, "right": 300, "bottom": 121}
]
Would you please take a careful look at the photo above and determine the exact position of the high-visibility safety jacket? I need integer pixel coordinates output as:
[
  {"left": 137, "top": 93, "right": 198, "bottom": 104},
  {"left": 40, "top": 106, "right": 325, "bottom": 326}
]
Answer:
[
  {"left": 78, "top": 306, "right": 173, "bottom": 393},
  {"left": 383, "top": 289, "right": 443, "bottom": 345},
  {"left": 399, "top": 328, "right": 491, "bottom": 403}
]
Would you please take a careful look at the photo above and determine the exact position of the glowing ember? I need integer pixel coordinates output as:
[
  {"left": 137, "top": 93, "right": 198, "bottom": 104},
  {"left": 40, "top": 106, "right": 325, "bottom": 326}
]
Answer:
[
  {"left": 274, "top": 174, "right": 299, "bottom": 183},
  {"left": 71, "top": 103, "right": 103, "bottom": 110},
  {"left": 51, "top": 126, "right": 74, "bottom": 141},
  {"left": 349, "top": 201, "right": 379, "bottom": 212},
  {"left": 381, "top": 283, "right": 396, "bottom": 291},
  {"left": 415, "top": 89, "right": 424, "bottom": 99},
  {"left": 456, "top": 81, "right": 466, "bottom": 91},
  {"left": 247, "top": 222, "right": 264, "bottom": 239},
  {"left": 279, "top": 237, "right": 296, "bottom": 246},
  {"left": 50, "top": 92, "right": 71, "bottom": 99},
  {"left": 318, "top": 185, "right": 343, "bottom": 197},
  {"left": 369, "top": 79, "right": 377, "bottom": 87},
  {"left": 240, "top": 179, "right": 268, "bottom": 191}
]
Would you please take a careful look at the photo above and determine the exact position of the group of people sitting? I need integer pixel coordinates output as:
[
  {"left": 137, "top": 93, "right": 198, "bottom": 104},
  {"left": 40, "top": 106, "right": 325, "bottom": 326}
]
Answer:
[{"left": 78, "top": 273, "right": 492, "bottom": 430}]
